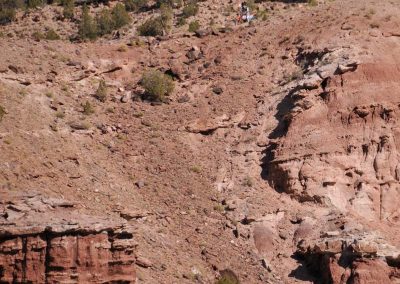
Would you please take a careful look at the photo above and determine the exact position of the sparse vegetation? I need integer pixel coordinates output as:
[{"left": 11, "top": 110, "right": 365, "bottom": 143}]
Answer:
[
  {"left": 308, "top": 0, "right": 318, "bottom": 7},
  {"left": 242, "top": 176, "right": 253, "bottom": 187},
  {"left": 79, "top": 4, "right": 97, "bottom": 40},
  {"left": 112, "top": 3, "right": 131, "bottom": 29},
  {"left": 32, "top": 31, "right": 45, "bottom": 41},
  {"left": 125, "top": 0, "right": 148, "bottom": 12},
  {"left": 188, "top": 20, "right": 200, "bottom": 32},
  {"left": 141, "top": 69, "right": 175, "bottom": 101},
  {"left": 182, "top": 0, "right": 199, "bottom": 18},
  {"left": 215, "top": 270, "right": 240, "bottom": 284},
  {"left": 94, "top": 80, "right": 107, "bottom": 102},
  {"left": 138, "top": 2, "right": 173, "bottom": 36},
  {"left": 56, "top": 111, "right": 65, "bottom": 119},
  {"left": 365, "top": 8, "right": 375, "bottom": 19},
  {"left": 190, "top": 165, "right": 201, "bottom": 173},
  {"left": 82, "top": 101, "right": 94, "bottom": 115},
  {"left": 62, "top": 0, "right": 75, "bottom": 19},
  {"left": 95, "top": 4, "right": 131, "bottom": 37},
  {"left": 256, "top": 9, "right": 268, "bottom": 21},
  {"left": 97, "top": 8, "right": 114, "bottom": 36},
  {"left": 26, "top": 0, "right": 44, "bottom": 9},
  {"left": 117, "top": 45, "right": 127, "bottom": 52},
  {"left": 0, "top": 0, "right": 18, "bottom": 25},
  {"left": 45, "top": 29, "right": 60, "bottom": 40},
  {"left": 213, "top": 204, "right": 225, "bottom": 212},
  {"left": 159, "top": 3, "right": 173, "bottom": 30},
  {"left": 138, "top": 17, "right": 165, "bottom": 36},
  {"left": 156, "top": 0, "right": 178, "bottom": 8},
  {"left": 176, "top": 16, "right": 186, "bottom": 27}
]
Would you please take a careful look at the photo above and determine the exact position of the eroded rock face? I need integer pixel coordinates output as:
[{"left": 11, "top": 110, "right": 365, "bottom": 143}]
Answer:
[
  {"left": 0, "top": 191, "right": 136, "bottom": 283},
  {"left": 293, "top": 214, "right": 400, "bottom": 284},
  {"left": 265, "top": 48, "right": 400, "bottom": 222}
]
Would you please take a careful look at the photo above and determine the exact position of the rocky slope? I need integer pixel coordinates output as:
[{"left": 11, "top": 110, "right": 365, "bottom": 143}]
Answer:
[{"left": 1, "top": 0, "right": 400, "bottom": 283}]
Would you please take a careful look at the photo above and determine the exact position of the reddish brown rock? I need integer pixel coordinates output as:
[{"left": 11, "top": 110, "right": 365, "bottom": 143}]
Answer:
[{"left": 0, "top": 192, "right": 136, "bottom": 283}]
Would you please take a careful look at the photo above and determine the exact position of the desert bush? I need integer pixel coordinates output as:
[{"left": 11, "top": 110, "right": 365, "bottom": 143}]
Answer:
[
  {"left": 188, "top": 20, "right": 199, "bottom": 32},
  {"left": 0, "top": 8, "right": 15, "bottom": 25},
  {"left": 176, "top": 16, "right": 186, "bottom": 26},
  {"left": 32, "top": 31, "right": 45, "bottom": 41},
  {"left": 94, "top": 80, "right": 107, "bottom": 102},
  {"left": 79, "top": 4, "right": 97, "bottom": 40},
  {"left": 96, "top": 8, "right": 114, "bottom": 35},
  {"left": 112, "top": 3, "right": 131, "bottom": 29},
  {"left": 45, "top": 29, "right": 60, "bottom": 40},
  {"left": 27, "top": 0, "right": 44, "bottom": 9},
  {"left": 141, "top": 69, "right": 174, "bottom": 101},
  {"left": 0, "top": 0, "right": 23, "bottom": 25},
  {"left": 182, "top": 0, "right": 198, "bottom": 18},
  {"left": 117, "top": 45, "right": 127, "bottom": 52},
  {"left": 124, "top": 0, "right": 147, "bottom": 12},
  {"left": 160, "top": 3, "right": 173, "bottom": 26},
  {"left": 215, "top": 270, "right": 240, "bottom": 284},
  {"left": 82, "top": 101, "right": 94, "bottom": 115},
  {"left": 138, "top": 16, "right": 164, "bottom": 36},
  {"left": 156, "top": 0, "right": 174, "bottom": 8},
  {"left": 256, "top": 9, "right": 268, "bottom": 21},
  {"left": 308, "top": 0, "right": 317, "bottom": 6},
  {"left": 62, "top": 0, "right": 75, "bottom": 19}
]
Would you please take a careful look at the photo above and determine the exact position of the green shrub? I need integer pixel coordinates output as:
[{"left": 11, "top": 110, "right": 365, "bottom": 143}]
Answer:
[
  {"left": 0, "top": 0, "right": 23, "bottom": 25},
  {"left": 188, "top": 20, "right": 199, "bottom": 32},
  {"left": 138, "top": 16, "right": 164, "bottom": 36},
  {"left": 159, "top": 3, "right": 173, "bottom": 29},
  {"left": 32, "top": 31, "right": 45, "bottom": 41},
  {"left": 45, "top": 29, "right": 60, "bottom": 40},
  {"left": 137, "top": 3, "right": 172, "bottom": 36},
  {"left": 182, "top": 1, "right": 198, "bottom": 18},
  {"left": 94, "top": 80, "right": 107, "bottom": 102},
  {"left": 79, "top": 4, "right": 97, "bottom": 40},
  {"left": 0, "top": 8, "right": 15, "bottom": 25},
  {"left": 82, "top": 101, "right": 94, "bottom": 115},
  {"left": 124, "top": 0, "right": 148, "bottom": 12},
  {"left": 215, "top": 270, "right": 240, "bottom": 284},
  {"left": 62, "top": 0, "right": 75, "bottom": 19},
  {"left": 176, "top": 16, "right": 186, "bottom": 26},
  {"left": 112, "top": 3, "right": 131, "bottom": 29},
  {"left": 156, "top": 0, "right": 175, "bottom": 8},
  {"left": 308, "top": 0, "right": 318, "bottom": 6},
  {"left": 141, "top": 69, "right": 174, "bottom": 101},
  {"left": 27, "top": 0, "right": 44, "bottom": 9},
  {"left": 96, "top": 8, "right": 114, "bottom": 35}
]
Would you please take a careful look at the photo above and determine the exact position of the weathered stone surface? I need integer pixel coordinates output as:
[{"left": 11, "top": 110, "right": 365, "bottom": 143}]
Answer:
[{"left": 0, "top": 191, "right": 136, "bottom": 283}]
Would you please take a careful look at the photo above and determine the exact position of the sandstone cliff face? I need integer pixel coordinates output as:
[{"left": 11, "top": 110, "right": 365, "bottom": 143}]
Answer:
[
  {"left": 265, "top": 47, "right": 400, "bottom": 223},
  {"left": 0, "top": 191, "right": 136, "bottom": 283}
]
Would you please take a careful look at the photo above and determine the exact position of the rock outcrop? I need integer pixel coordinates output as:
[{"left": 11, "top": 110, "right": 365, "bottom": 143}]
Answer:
[
  {"left": 264, "top": 47, "right": 400, "bottom": 223},
  {"left": 0, "top": 191, "right": 136, "bottom": 283},
  {"left": 292, "top": 213, "right": 400, "bottom": 284}
]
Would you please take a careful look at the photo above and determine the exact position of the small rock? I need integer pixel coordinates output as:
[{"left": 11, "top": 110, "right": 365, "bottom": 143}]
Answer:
[
  {"left": 121, "top": 92, "right": 131, "bottom": 103},
  {"left": 177, "top": 94, "right": 190, "bottom": 103},
  {"left": 261, "top": 258, "right": 272, "bottom": 272},
  {"left": 212, "top": 86, "right": 224, "bottom": 95},
  {"left": 136, "top": 256, "right": 152, "bottom": 268},
  {"left": 135, "top": 180, "right": 145, "bottom": 189},
  {"left": 341, "top": 23, "right": 354, "bottom": 30},
  {"left": 195, "top": 29, "right": 211, "bottom": 38},
  {"left": 186, "top": 46, "right": 202, "bottom": 61}
]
